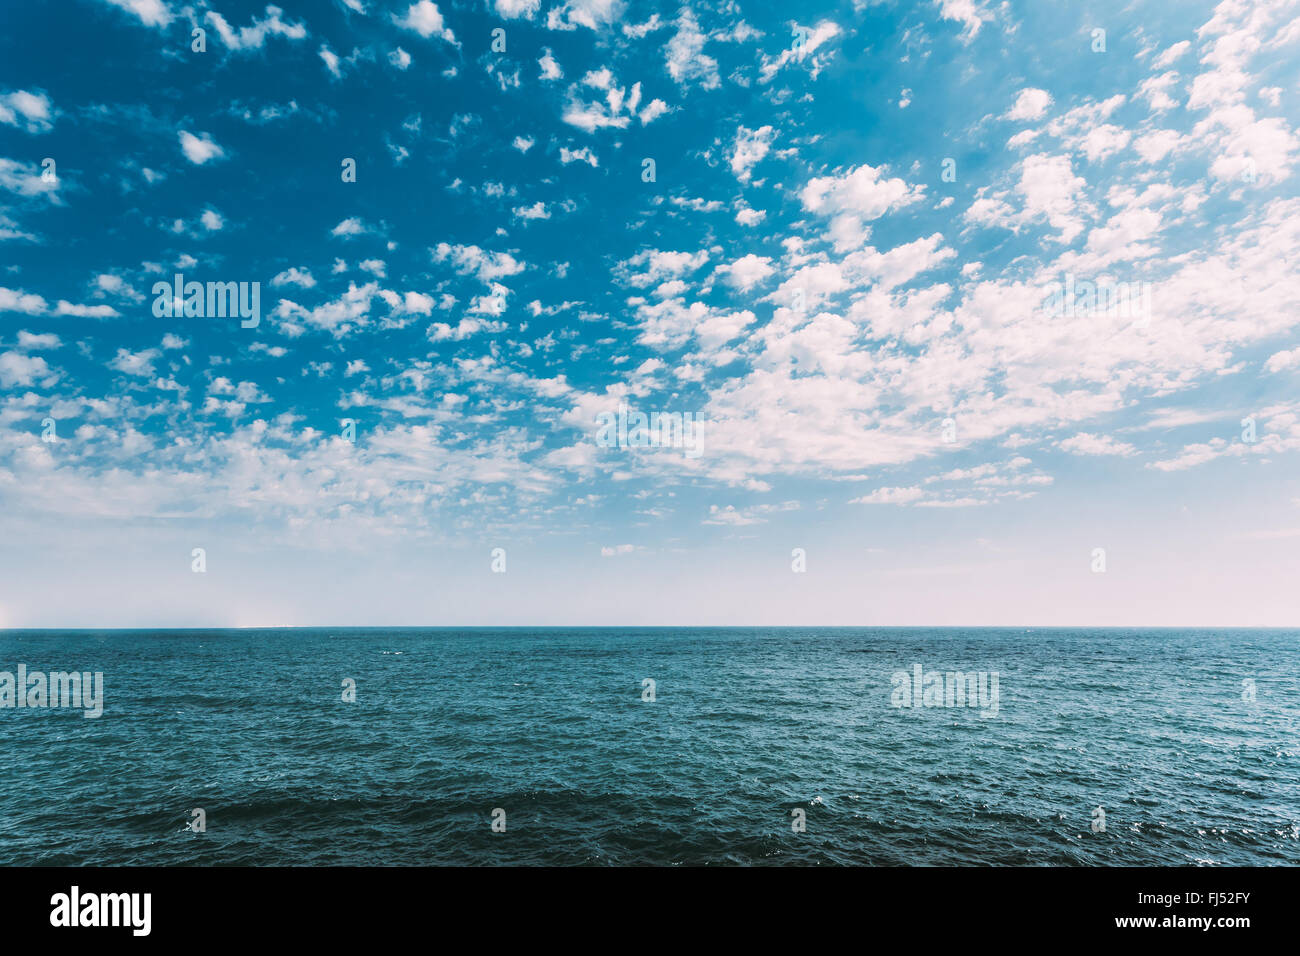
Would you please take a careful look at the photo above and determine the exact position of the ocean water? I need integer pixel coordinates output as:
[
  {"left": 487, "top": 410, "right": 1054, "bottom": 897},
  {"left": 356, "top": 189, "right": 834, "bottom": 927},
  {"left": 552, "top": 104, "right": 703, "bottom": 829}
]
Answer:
[{"left": 0, "top": 627, "right": 1296, "bottom": 866}]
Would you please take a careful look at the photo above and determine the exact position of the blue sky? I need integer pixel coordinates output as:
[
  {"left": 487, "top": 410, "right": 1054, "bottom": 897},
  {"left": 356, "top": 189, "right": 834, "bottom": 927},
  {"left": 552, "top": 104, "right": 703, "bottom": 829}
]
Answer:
[{"left": 1, "top": 0, "right": 1298, "bottom": 627}]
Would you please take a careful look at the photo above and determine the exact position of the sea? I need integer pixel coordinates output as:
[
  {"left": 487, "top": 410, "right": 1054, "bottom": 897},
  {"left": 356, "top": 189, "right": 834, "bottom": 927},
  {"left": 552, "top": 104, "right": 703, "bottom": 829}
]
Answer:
[{"left": 1, "top": 627, "right": 1296, "bottom": 866}]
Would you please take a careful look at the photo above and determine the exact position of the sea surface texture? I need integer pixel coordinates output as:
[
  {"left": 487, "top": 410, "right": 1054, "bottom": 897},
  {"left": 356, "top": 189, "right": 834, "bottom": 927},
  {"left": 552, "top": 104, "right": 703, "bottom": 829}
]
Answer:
[{"left": 1, "top": 627, "right": 1296, "bottom": 866}]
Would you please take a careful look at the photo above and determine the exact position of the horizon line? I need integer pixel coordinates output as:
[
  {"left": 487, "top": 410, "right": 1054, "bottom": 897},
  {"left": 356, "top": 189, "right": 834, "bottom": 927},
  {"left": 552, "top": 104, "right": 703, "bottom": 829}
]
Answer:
[{"left": 1, "top": 624, "right": 1297, "bottom": 631}]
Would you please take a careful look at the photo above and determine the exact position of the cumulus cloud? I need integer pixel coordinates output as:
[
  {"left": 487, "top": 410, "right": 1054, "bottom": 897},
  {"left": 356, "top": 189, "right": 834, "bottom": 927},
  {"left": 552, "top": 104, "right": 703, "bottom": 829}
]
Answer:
[
  {"left": 272, "top": 267, "right": 316, "bottom": 288},
  {"left": 559, "top": 145, "right": 598, "bottom": 166},
  {"left": 99, "top": 0, "right": 174, "bottom": 28},
  {"left": 1007, "top": 88, "right": 1052, "bottom": 122},
  {"left": 0, "top": 287, "right": 47, "bottom": 315},
  {"left": 730, "top": 125, "right": 775, "bottom": 183},
  {"left": 560, "top": 70, "right": 659, "bottom": 133},
  {"left": 547, "top": 0, "right": 622, "bottom": 33},
  {"left": 330, "top": 217, "right": 372, "bottom": 238},
  {"left": 717, "top": 254, "right": 774, "bottom": 291},
  {"left": 800, "top": 164, "right": 925, "bottom": 250},
  {"left": 935, "top": 0, "right": 992, "bottom": 42},
  {"left": 1264, "top": 348, "right": 1300, "bottom": 374},
  {"left": 512, "top": 201, "right": 550, "bottom": 221},
  {"left": 0, "top": 350, "right": 58, "bottom": 388},
  {"left": 108, "top": 347, "right": 161, "bottom": 376},
  {"left": 1059, "top": 433, "right": 1138, "bottom": 456},
  {"left": 538, "top": 50, "right": 563, "bottom": 81},
  {"left": 850, "top": 486, "right": 925, "bottom": 505},
  {"left": 0, "top": 90, "right": 54, "bottom": 133},
  {"left": 178, "top": 130, "right": 224, "bottom": 164},
  {"left": 433, "top": 243, "right": 525, "bottom": 283},
  {"left": 55, "top": 301, "right": 119, "bottom": 317},
  {"left": 205, "top": 6, "right": 307, "bottom": 51},
  {"left": 665, "top": 9, "right": 719, "bottom": 89},
  {"left": 394, "top": 1, "right": 457, "bottom": 43},
  {"left": 16, "top": 331, "right": 60, "bottom": 350},
  {"left": 494, "top": 0, "right": 539, "bottom": 19}
]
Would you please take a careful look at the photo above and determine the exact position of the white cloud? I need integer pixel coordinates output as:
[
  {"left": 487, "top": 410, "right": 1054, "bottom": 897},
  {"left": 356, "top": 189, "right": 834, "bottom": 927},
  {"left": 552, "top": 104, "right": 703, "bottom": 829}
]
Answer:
[
  {"left": 935, "top": 0, "right": 992, "bottom": 42},
  {"left": 1077, "top": 124, "right": 1131, "bottom": 162},
  {"left": 666, "top": 9, "right": 719, "bottom": 89},
  {"left": 1007, "top": 88, "right": 1052, "bottom": 122},
  {"left": 272, "top": 267, "right": 316, "bottom": 289},
  {"left": 538, "top": 50, "right": 564, "bottom": 81},
  {"left": 1138, "top": 71, "right": 1180, "bottom": 112},
  {"left": 562, "top": 99, "right": 628, "bottom": 132},
  {"left": 494, "top": 0, "right": 539, "bottom": 19},
  {"left": 16, "top": 331, "right": 60, "bottom": 350},
  {"left": 108, "top": 348, "right": 161, "bottom": 377},
  {"left": 547, "top": 0, "right": 622, "bottom": 33},
  {"left": 178, "top": 130, "right": 224, "bottom": 165},
  {"left": 559, "top": 145, "right": 598, "bottom": 166},
  {"left": 55, "top": 301, "right": 119, "bottom": 317},
  {"left": 0, "top": 158, "right": 58, "bottom": 199},
  {"left": 1134, "top": 129, "right": 1186, "bottom": 163},
  {"left": 1264, "top": 348, "right": 1300, "bottom": 374},
  {"left": 1184, "top": 0, "right": 1300, "bottom": 185},
  {"left": 800, "top": 164, "right": 925, "bottom": 250},
  {"left": 275, "top": 281, "right": 380, "bottom": 336},
  {"left": 394, "top": 1, "right": 456, "bottom": 43},
  {"left": 758, "top": 20, "right": 840, "bottom": 83},
  {"left": 0, "top": 90, "right": 54, "bottom": 133},
  {"left": 730, "top": 125, "right": 775, "bottom": 183},
  {"left": 618, "top": 249, "right": 709, "bottom": 288},
  {"left": 850, "top": 486, "right": 925, "bottom": 505},
  {"left": 1017, "top": 153, "right": 1088, "bottom": 242},
  {"left": 0, "top": 350, "right": 57, "bottom": 388},
  {"left": 1059, "top": 432, "right": 1137, "bottom": 456},
  {"left": 560, "top": 71, "right": 655, "bottom": 133},
  {"left": 205, "top": 7, "right": 307, "bottom": 51},
  {"left": 433, "top": 243, "right": 525, "bottom": 282},
  {"left": 513, "top": 201, "right": 550, "bottom": 221},
  {"left": 0, "top": 287, "right": 47, "bottom": 315},
  {"left": 330, "top": 217, "right": 370, "bottom": 238},
  {"left": 95, "top": 274, "right": 141, "bottom": 302},
  {"left": 717, "top": 254, "right": 774, "bottom": 291},
  {"left": 703, "top": 503, "right": 798, "bottom": 526},
  {"left": 1152, "top": 40, "right": 1191, "bottom": 70},
  {"left": 0, "top": 211, "right": 36, "bottom": 241},
  {"left": 622, "top": 15, "right": 663, "bottom": 38},
  {"left": 638, "top": 98, "right": 670, "bottom": 124},
  {"left": 427, "top": 316, "right": 506, "bottom": 341},
  {"left": 100, "top": 0, "right": 173, "bottom": 28},
  {"left": 319, "top": 45, "right": 342, "bottom": 77}
]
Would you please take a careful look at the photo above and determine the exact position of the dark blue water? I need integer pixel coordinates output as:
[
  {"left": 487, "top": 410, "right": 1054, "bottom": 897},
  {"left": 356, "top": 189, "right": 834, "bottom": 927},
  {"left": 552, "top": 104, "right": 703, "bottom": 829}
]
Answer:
[{"left": 1, "top": 628, "right": 1296, "bottom": 865}]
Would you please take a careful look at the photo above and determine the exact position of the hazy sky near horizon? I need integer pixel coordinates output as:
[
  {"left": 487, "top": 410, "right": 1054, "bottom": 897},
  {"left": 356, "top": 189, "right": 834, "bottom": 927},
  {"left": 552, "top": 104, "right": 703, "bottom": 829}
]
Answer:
[{"left": 1, "top": 0, "right": 1298, "bottom": 627}]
